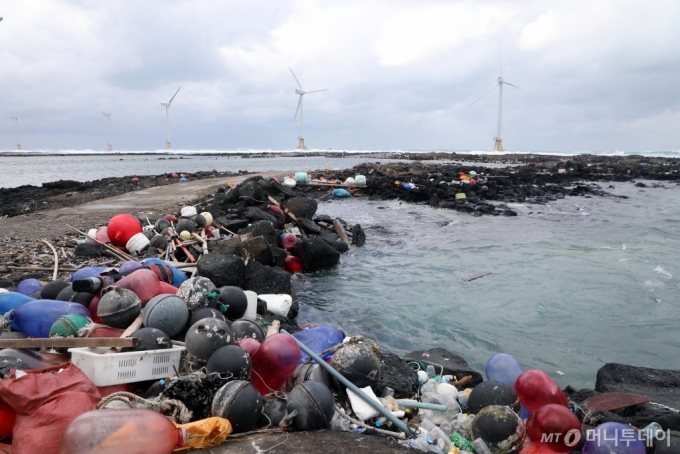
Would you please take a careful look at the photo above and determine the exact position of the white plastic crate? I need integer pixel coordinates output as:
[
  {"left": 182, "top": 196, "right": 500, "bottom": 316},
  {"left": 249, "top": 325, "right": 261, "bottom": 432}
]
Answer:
[{"left": 68, "top": 345, "right": 185, "bottom": 386}]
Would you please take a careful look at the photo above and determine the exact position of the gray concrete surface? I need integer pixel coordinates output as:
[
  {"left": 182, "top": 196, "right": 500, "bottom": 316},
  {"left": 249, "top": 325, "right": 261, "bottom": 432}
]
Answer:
[{"left": 0, "top": 171, "right": 286, "bottom": 241}]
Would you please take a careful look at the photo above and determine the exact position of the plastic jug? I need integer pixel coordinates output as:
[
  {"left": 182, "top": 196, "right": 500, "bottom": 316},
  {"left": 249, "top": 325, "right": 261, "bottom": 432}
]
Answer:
[
  {"left": 115, "top": 269, "right": 160, "bottom": 305},
  {"left": 250, "top": 333, "right": 301, "bottom": 395},
  {"left": 58, "top": 408, "right": 185, "bottom": 454},
  {"left": 9, "top": 300, "right": 91, "bottom": 338}
]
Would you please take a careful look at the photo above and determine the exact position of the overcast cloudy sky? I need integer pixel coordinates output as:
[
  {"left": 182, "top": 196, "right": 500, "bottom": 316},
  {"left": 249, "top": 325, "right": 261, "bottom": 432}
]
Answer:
[{"left": 1, "top": 1, "right": 679, "bottom": 152}]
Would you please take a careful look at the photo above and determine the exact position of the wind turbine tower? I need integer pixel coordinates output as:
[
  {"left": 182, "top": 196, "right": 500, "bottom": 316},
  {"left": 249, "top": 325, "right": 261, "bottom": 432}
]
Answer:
[
  {"left": 100, "top": 112, "right": 113, "bottom": 151},
  {"left": 156, "top": 87, "right": 181, "bottom": 149},
  {"left": 289, "top": 68, "right": 327, "bottom": 150},
  {"left": 10, "top": 116, "right": 21, "bottom": 150},
  {"left": 470, "top": 51, "right": 531, "bottom": 151}
]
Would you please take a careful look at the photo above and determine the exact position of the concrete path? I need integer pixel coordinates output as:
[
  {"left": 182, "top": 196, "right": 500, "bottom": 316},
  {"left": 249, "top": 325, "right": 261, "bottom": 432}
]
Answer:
[{"left": 0, "top": 171, "right": 286, "bottom": 241}]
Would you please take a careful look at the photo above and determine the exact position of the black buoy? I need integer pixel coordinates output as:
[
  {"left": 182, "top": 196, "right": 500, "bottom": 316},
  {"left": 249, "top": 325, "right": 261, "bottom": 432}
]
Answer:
[
  {"left": 175, "top": 219, "right": 197, "bottom": 235},
  {"left": 40, "top": 280, "right": 70, "bottom": 300},
  {"left": 230, "top": 319, "right": 264, "bottom": 342},
  {"left": 177, "top": 277, "right": 217, "bottom": 312},
  {"left": 185, "top": 318, "right": 234, "bottom": 361},
  {"left": 258, "top": 394, "right": 288, "bottom": 428},
  {"left": 155, "top": 218, "right": 171, "bottom": 233},
  {"left": 56, "top": 285, "right": 95, "bottom": 306},
  {"left": 216, "top": 286, "right": 248, "bottom": 320},
  {"left": 189, "top": 307, "right": 225, "bottom": 326},
  {"left": 468, "top": 380, "right": 520, "bottom": 415},
  {"left": 190, "top": 214, "right": 207, "bottom": 229},
  {"left": 143, "top": 294, "right": 189, "bottom": 338},
  {"left": 285, "top": 363, "right": 332, "bottom": 391},
  {"left": 472, "top": 405, "right": 526, "bottom": 454},
  {"left": 329, "top": 340, "right": 381, "bottom": 389},
  {"left": 122, "top": 327, "right": 172, "bottom": 352},
  {"left": 287, "top": 381, "right": 335, "bottom": 431},
  {"left": 211, "top": 380, "right": 262, "bottom": 433},
  {"left": 206, "top": 345, "right": 251, "bottom": 380},
  {"left": 97, "top": 287, "right": 142, "bottom": 329}
]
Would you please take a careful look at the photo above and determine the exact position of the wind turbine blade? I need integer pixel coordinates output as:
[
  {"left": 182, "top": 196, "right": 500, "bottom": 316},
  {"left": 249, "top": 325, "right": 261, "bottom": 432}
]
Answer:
[
  {"left": 293, "top": 95, "right": 302, "bottom": 121},
  {"left": 168, "top": 87, "right": 181, "bottom": 105},
  {"left": 469, "top": 83, "right": 499, "bottom": 107},
  {"left": 504, "top": 82, "right": 535, "bottom": 95},
  {"left": 288, "top": 67, "right": 303, "bottom": 90},
  {"left": 306, "top": 89, "right": 328, "bottom": 94},
  {"left": 155, "top": 96, "right": 166, "bottom": 104}
]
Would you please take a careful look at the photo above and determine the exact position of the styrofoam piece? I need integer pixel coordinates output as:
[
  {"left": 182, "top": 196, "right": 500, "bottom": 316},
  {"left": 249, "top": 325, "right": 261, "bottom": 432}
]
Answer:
[
  {"left": 283, "top": 178, "right": 296, "bottom": 188},
  {"left": 126, "top": 232, "right": 150, "bottom": 254},
  {"left": 68, "top": 345, "right": 185, "bottom": 386},
  {"left": 241, "top": 290, "right": 258, "bottom": 321},
  {"left": 180, "top": 206, "right": 197, "bottom": 218},
  {"left": 257, "top": 294, "right": 292, "bottom": 317},
  {"left": 346, "top": 386, "right": 382, "bottom": 421}
]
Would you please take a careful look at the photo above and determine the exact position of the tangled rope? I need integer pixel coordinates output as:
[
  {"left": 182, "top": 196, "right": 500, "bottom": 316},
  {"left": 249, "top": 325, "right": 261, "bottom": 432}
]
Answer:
[
  {"left": 335, "top": 404, "right": 406, "bottom": 439},
  {"left": 96, "top": 391, "right": 193, "bottom": 423}
]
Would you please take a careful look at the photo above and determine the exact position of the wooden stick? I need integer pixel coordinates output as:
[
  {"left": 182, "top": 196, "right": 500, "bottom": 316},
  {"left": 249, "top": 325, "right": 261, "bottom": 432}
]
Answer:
[
  {"left": 192, "top": 233, "right": 208, "bottom": 256},
  {"left": 0, "top": 337, "right": 138, "bottom": 349},
  {"left": 41, "top": 239, "right": 59, "bottom": 281},
  {"left": 266, "top": 320, "right": 281, "bottom": 338},
  {"left": 334, "top": 219, "right": 350, "bottom": 245},
  {"left": 6, "top": 266, "right": 83, "bottom": 272},
  {"left": 106, "top": 314, "right": 143, "bottom": 354},
  {"left": 66, "top": 225, "right": 135, "bottom": 262},
  {"left": 212, "top": 221, "right": 237, "bottom": 236}
]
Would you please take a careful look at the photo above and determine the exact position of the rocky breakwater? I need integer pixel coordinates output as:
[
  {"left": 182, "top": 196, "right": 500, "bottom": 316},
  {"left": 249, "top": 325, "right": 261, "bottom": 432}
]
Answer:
[{"left": 284, "top": 154, "right": 680, "bottom": 217}]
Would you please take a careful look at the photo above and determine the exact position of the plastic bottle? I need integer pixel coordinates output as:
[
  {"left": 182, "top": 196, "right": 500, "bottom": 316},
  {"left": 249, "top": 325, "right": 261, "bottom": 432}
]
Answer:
[
  {"left": 421, "top": 378, "right": 438, "bottom": 394},
  {"left": 456, "top": 414, "right": 476, "bottom": 441},
  {"left": 9, "top": 300, "right": 91, "bottom": 338},
  {"left": 472, "top": 438, "right": 493, "bottom": 454},
  {"left": 280, "top": 233, "right": 297, "bottom": 250},
  {"left": 450, "top": 433, "right": 474, "bottom": 452},
  {"left": 58, "top": 408, "right": 185, "bottom": 454},
  {"left": 330, "top": 413, "right": 351, "bottom": 432},
  {"left": 114, "top": 269, "right": 160, "bottom": 305},
  {"left": 421, "top": 419, "right": 455, "bottom": 451},
  {"left": 426, "top": 365, "right": 437, "bottom": 379},
  {"left": 457, "top": 391, "right": 468, "bottom": 410},
  {"left": 440, "top": 422, "right": 453, "bottom": 436},
  {"left": 250, "top": 333, "right": 301, "bottom": 395}
]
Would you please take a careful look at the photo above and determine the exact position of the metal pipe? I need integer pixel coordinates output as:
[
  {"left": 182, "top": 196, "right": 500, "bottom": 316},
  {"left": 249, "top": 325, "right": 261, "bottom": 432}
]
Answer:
[
  {"left": 280, "top": 329, "right": 415, "bottom": 437},
  {"left": 395, "top": 399, "right": 447, "bottom": 412}
]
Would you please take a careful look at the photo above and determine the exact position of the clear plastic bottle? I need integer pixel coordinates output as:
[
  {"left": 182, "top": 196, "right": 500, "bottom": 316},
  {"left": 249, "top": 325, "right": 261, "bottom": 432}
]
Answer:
[
  {"left": 457, "top": 391, "right": 468, "bottom": 410},
  {"left": 329, "top": 413, "right": 351, "bottom": 432},
  {"left": 58, "top": 409, "right": 185, "bottom": 454},
  {"left": 421, "top": 378, "right": 438, "bottom": 394},
  {"left": 426, "top": 365, "right": 437, "bottom": 379},
  {"left": 420, "top": 418, "right": 455, "bottom": 451},
  {"left": 472, "top": 438, "right": 493, "bottom": 454}
]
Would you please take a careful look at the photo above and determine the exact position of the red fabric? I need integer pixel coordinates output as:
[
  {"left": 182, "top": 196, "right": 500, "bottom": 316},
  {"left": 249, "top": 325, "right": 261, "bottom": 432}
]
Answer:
[{"left": 0, "top": 363, "right": 100, "bottom": 454}]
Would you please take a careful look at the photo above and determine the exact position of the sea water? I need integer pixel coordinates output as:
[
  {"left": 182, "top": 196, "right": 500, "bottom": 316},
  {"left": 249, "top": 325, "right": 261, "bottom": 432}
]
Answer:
[
  {"left": 2, "top": 151, "right": 679, "bottom": 388},
  {"left": 295, "top": 180, "right": 680, "bottom": 389}
]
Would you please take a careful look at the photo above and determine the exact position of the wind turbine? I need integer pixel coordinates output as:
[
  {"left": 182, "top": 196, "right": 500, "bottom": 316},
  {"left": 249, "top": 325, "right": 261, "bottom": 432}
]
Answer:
[
  {"left": 156, "top": 87, "right": 181, "bottom": 149},
  {"left": 289, "top": 67, "right": 327, "bottom": 150},
  {"left": 10, "top": 116, "right": 21, "bottom": 150},
  {"left": 469, "top": 50, "right": 531, "bottom": 151},
  {"left": 100, "top": 112, "right": 113, "bottom": 151}
]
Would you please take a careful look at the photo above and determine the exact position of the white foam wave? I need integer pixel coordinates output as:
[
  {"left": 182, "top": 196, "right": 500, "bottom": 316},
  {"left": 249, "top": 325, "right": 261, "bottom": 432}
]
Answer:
[{"left": 654, "top": 266, "right": 672, "bottom": 279}]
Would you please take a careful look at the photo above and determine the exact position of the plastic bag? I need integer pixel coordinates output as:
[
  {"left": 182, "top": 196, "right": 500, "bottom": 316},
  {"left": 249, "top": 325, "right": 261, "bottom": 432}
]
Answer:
[
  {"left": 173, "top": 417, "right": 232, "bottom": 451},
  {"left": 0, "top": 362, "right": 101, "bottom": 454}
]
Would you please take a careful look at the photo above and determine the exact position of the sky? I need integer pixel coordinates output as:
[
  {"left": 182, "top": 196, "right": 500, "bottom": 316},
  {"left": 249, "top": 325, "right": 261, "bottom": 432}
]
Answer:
[{"left": 1, "top": 0, "right": 679, "bottom": 152}]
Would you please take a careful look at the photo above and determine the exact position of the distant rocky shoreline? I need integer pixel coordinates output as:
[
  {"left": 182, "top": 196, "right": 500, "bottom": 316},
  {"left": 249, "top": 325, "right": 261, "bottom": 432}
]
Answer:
[{"left": 1, "top": 152, "right": 678, "bottom": 219}]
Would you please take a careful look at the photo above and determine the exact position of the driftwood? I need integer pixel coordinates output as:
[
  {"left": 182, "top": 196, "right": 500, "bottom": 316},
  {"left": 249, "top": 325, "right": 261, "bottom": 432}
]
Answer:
[
  {"left": 107, "top": 314, "right": 144, "bottom": 354},
  {"left": 0, "top": 337, "right": 138, "bottom": 349}
]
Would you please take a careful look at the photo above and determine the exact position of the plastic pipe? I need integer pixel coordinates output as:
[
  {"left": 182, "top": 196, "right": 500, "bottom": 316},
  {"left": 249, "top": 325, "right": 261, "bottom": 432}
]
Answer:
[
  {"left": 280, "top": 329, "right": 414, "bottom": 437},
  {"left": 395, "top": 400, "right": 447, "bottom": 412}
]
